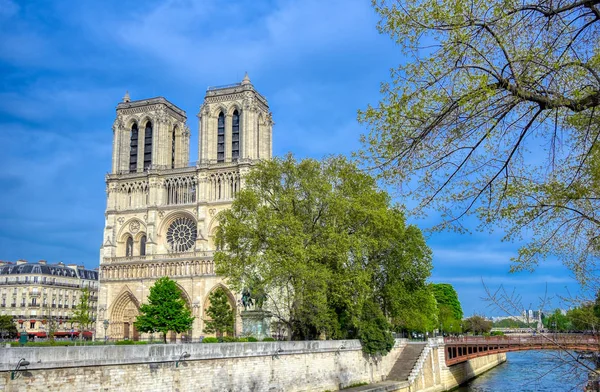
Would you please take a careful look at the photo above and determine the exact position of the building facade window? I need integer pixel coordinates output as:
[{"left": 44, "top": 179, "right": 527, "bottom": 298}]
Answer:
[
  {"left": 140, "top": 235, "right": 147, "bottom": 256},
  {"left": 217, "top": 112, "right": 225, "bottom": 162},
  {"left": 172, "top": 126, "right": 177, "bottom": 169},
  {"left": 129, "top": 124, "right": 139, "bottom": 172},
  {"left": 30, "top": 321, "right": 35, "bottom": 329},
  {"left": 126, "top": 237, "right": 133, "bottom": 257},
  {"left": 232, "top": 110, "right": 240, "bottom": 161},
  {"left": 144, "top": 121, "right": 153, "bottom": 170}
]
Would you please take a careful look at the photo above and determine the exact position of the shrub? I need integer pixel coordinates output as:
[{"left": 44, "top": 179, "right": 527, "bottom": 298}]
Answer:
[
  {"left": 261, "top": 337, "right": 276, "bottom": 342},
  {"left": 220, "top": 336, "right": 237, "bottom": 343},
  {"left": 115, "top": 340, "right": 135, "bottom": 345},
  {"left": 202, "top": 337, "right": 219, "bottom": 343},
  {"left": 247, "top": 336, "right": 258, "bottom": 342}
]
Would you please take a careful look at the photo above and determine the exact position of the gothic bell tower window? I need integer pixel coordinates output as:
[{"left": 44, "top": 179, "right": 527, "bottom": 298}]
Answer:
[
  {"left": 129, "top": 124, "right": 138, "bottom": 173},
  {"left": 126, "top": 237, "right": 133, "bottom": 257},
  {"left": 144, "top": 121, "right": 153, "bottom": 170},
  {"left": 140, "top": 235, "right": 147, "bottom": 256},
  {"left": 217, "top": 112, "right": 225, "bottom": 163},
  {"left": 166, "top": 217, "right": 197, "bottom": 252},
  {"left": 232, "top": 110, "right": 240, "bottom": 161},
  {"left": 171, "top": 126, "right": 177, "bottom": 169}
]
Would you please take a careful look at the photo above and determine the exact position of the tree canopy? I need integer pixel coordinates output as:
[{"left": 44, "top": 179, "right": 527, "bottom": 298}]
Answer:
[
  {"left": 215, "top": 154, "right": 434, "bottom": 355},
  {"left": 0, "top": 315, "right": 18, "bottom": 339},
  {"left": 71, "top": 288, "right": 93, "bottom": 340},
  {"left": 360, "top": 0, "right": 600, "bottom": 283},
  {"left": 204, "top": 288, "right": 235, "bottom": 338},
  {"left": 134, "top": 277, "right": 194, "bottom": 343},
  {"left": 462, "top": 315, "right": 493, "bottom": 335},
  {"left": 431, "top": 283, "right": 463, "bottom": 333}
]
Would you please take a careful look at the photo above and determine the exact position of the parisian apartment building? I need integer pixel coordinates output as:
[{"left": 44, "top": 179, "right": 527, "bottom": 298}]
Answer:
[{"left": 0, "top": 260, "right": 99, "bottom": 339}]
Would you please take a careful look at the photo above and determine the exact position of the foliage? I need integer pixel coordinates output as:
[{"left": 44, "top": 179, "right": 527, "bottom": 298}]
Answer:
[
  {"left": 261, "top": 337, "right": 275, "bottom": 342},
  {"left": 567, "top": 302, "right": 600, "bottom": 331},
  {"left": 357, "top": 300, "right": 395, "bottom": 356},
  {"left": 71, "top": 288, "right": 93, "bottom": 340},
  {"left": 203, "top": 288, "right": 234, "bottom": 338},
  {"left": 431, "top": 283, "right": 463, "bottom": 333},
  {"left": 247, "top": 336, "right": 259, "bottom": 342},
  {"left": 202, "top": 337, "right": 219, "bottom": 343},
  {"left": 462, "top": 315, "right": 493, "bottom": 335},
  {"left": 0, "top": 315, "right": 18, "bottom": 339},
  {"left": 360, "top": 0, "right": 600, "bottom": 283},
  {"left": 215, "top": 154, "right": 433, "bottom": 354},
  {"left": 492, "top": 318, "right": 537, "bottom": 329},
  {"left": 490, "top": 331, "right": 505, "bottom": 336},
  {"left": 134, "top": 277, "right": 194, "bottom": 343},
  {"left": 391, "top": 285, "right": 438, "bottom": 333},
  {"left": 431, "top": 284, "right": 463, "bottom": 320},
  {"left": 220, "top": 336, "right": 237, "bottom": 342},
  {"left": 543, "top": 309, "right": 572, "bottom": 331},
  {"left": 237, "top": 337, "right": 249, "bottom": 342}
]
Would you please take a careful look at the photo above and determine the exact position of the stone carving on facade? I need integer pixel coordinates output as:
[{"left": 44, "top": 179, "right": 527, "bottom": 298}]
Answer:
[
  {"left": 209, "top": 208, "right": 216, "bottom": 216},
  {"left": 117, "top": 217, "right": 125, "bottom": 225},
  {"left": 129, "top": 220, "right": 140, "bottom": 233}
]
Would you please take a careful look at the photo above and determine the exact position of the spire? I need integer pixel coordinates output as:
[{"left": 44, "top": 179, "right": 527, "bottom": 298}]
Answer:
[
  {"left": 241, "top": 72, "right": 251, "bottom": 85},
  {"left": 123, "top": 91, "right": 130, "bottom": 103}
]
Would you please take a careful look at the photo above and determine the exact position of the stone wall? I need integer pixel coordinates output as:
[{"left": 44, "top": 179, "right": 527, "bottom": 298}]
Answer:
[
  {"left": 0, "top": 339, "right": 406, "bottom": 392},
  {"left": 394, "top": 337, "right": 506, "bottom": 392}
]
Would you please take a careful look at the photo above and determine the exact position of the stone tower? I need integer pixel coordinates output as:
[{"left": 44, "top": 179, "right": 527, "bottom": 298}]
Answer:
[{"left": 97, "top": 75, "right": 273, "bottom": 341}]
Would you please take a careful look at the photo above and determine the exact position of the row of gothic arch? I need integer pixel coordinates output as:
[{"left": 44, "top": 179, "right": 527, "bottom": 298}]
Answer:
[
  {"left": 107, "top": 283, "right": 236, "bottom": 340},
  {"left": 102, "top": 261, "right": 215, "bottom": 280}
]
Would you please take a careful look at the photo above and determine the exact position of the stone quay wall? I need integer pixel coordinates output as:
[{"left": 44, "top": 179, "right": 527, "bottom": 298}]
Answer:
[
  {"left": 0, "top": 339, "right": 407, "bottom": 392},
  {"left": 396, "top": 337, "right": 506, "bottom": 392}
]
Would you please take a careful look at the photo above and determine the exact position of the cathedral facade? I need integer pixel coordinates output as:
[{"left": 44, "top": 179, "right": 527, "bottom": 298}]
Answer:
[{"left": 96, "top": 75, "right": 273, "bottom": 341}]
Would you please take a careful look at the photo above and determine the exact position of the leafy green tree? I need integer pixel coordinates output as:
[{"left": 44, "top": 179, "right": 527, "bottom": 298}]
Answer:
[
  {"left": 567, "top": 304, "right": 599, "bottom": 332},
  {"left": 431, "top": 284, "right": 463, "bottom": 320},
  {"left": 357, "top": 300, "right": 395, "bottom": 356},
  {"left": 0, "top": 315, "right": 18, "bottom": 340},
  {"left": 390, "top": 285, "right": 438, "bottom": 333},
  {"left": 71, "top": 288, "right": 93, "bottom": 341},
  {"left": 493, "top": 318, "right": 537, "bottom": 329},
  {"left": 431, "top": 284, "right": 463, "bottom": 334},
  {"left": 204, "top": 288, "right": 234, "bottom": 338},
  {"left": 134, "top": 277, "right": 194, "bottom": 343},
  {"left": 215, "top": 154, "right": 433, "bottom": 354},
  {"left": 463, "top": 315, "right": 493, "bottom": 335},
  {"left": 543, "top": 309, "right": 572, "bottom": 332},
  {"left": 360, "top": 0, "right": 600, "bottom": 283}
]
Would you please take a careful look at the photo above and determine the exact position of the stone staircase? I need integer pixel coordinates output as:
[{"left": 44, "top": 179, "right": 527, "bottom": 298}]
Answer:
[{"left": 386, "top": 342, "right": 427, "bottom": 381}]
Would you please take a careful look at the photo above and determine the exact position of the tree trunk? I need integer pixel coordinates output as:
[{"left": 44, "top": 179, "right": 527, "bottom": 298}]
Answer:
[{"left": 163, "top": 332, "right": 167, "bottom": 344}]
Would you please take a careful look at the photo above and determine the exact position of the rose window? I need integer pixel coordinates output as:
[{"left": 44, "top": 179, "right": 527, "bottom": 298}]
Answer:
[{"left": 166, "top": 217, "right": 197, "bottom": 252}]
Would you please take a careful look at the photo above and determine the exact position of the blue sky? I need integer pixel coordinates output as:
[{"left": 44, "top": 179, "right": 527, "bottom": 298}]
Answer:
[{"left": 0, "top": 0, "right": 583, "bottom": 316}]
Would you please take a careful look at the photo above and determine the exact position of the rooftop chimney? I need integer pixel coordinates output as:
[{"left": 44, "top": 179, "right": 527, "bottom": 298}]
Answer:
[
  {"left": 16, "top": 259, "right": 27, "bottom": 265},
  {"left": 38, "top": 260, "right": 47, "bottom": 265}
]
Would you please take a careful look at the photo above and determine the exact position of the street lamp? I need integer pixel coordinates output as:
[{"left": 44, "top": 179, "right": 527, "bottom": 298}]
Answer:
[{"left": 103, "top": 320, "right": 109, "bottom": 344}]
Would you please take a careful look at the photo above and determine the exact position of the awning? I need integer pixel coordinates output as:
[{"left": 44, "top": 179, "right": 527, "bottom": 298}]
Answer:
[
  {"left": 53, "top": 332, "right": 79, "bottom": 336},
  {"left": 82, "top": 331, "right": 93, "bottom": 337},
  {"left": 30, "top": 332, "right": 47, "bottom": 337}
]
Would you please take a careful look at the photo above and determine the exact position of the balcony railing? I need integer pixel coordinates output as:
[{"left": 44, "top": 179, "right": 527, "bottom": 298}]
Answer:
[
  {"left": 103, "top": 250, "right": 214, "bottom": 264},
  {"left": 0, "top": 281, "right": 89, "bottom": 289}
]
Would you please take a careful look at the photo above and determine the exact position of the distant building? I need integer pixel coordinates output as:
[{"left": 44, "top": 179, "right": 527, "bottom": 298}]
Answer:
[{"left": 0, "top": 260, "right": 98, "bottom": 339}]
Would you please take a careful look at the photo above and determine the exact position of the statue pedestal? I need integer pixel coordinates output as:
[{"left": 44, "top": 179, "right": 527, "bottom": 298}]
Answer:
[{"left": 241, "top": 310, "right": 272, "bottom": 340}]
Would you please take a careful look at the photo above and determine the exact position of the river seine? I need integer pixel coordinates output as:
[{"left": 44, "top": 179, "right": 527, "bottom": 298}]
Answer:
[{"left": 455, "top": 350, "right": 591, "bottom": 391}]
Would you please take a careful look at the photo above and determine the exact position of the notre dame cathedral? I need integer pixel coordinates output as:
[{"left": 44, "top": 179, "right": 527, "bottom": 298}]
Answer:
[{"left": 96, "top": 74, "right": 273, "bottom": 341}]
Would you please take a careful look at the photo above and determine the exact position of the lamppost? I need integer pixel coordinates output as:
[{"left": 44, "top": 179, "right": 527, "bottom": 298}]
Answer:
[{"left": 103, "top": 320, "right": 109, "bottom": 344}]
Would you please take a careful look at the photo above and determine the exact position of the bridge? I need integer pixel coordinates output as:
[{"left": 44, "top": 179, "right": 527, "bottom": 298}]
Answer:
[{"left": 444, "top": 334, "right": 600, "bottom": 365}]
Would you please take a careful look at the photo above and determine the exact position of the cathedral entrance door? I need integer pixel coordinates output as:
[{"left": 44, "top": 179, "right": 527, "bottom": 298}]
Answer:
[{"left": 123, "top": 322, "right": 130, "bottom": 340}]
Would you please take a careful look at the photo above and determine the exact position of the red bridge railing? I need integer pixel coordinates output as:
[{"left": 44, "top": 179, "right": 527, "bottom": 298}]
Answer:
[{"left": 443, "top": 334, "right": 600, "bottom": 366}]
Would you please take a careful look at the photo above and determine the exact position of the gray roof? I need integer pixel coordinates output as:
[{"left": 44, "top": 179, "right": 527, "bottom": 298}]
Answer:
[{"left": 0, "top": 263, "right": 98, "bottom": 280}]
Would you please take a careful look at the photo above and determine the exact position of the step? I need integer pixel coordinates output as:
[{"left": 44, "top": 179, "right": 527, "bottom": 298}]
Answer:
[
  {"left": 340, "top": 380, "right": 409, "bottom": 392},
  {"left": 386, "top": 343, "right": 426, "bottom": 381}
]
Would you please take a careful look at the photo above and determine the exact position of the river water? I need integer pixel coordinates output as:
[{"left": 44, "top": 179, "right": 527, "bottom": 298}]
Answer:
[{"left": 455, "top": 350, "right": 592, "bottom": 391}]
